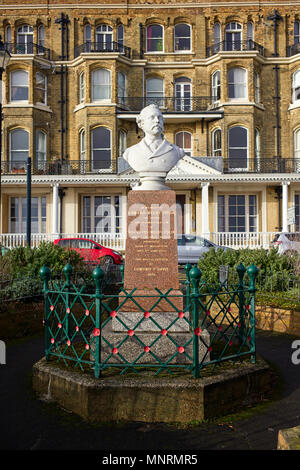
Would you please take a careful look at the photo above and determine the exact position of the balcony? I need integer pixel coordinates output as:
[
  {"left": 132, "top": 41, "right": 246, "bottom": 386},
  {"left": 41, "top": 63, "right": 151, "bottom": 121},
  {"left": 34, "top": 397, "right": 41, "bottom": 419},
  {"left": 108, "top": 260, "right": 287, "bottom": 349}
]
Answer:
[
  {"left": 5, "top": 42, "right": 50, "bottom": 60},
  {"left": 117, "top": 96, "right": 214, "bottom": 113},
  {"left": 206, "top": 40, "right": 264, "bottom": 58},
  {"left": 287, "top": 42, "right": 300, "bottom": 57},
  {"left": 1, "top": 160, "right": 112, "bottom": 176},
  {"left": 223, "top": 158, "right": 300, "bottom": 174},
  {"left": 74, "top": 41, "right": 131, "bottom": 59}
]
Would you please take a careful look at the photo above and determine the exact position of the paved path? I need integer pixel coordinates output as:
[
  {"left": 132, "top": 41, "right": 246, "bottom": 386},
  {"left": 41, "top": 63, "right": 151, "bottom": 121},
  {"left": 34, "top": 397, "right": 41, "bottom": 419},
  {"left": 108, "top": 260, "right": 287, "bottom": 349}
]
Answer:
[{"left": 0, "top": 330, "right": 299, "bottom": 451}]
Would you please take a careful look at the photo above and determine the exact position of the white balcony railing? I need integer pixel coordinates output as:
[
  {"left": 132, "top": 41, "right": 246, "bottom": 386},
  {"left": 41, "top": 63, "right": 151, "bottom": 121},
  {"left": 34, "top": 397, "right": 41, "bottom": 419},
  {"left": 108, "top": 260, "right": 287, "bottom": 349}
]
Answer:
[{"left": 0, "top": 232, "right": 279, "bottom": 252}]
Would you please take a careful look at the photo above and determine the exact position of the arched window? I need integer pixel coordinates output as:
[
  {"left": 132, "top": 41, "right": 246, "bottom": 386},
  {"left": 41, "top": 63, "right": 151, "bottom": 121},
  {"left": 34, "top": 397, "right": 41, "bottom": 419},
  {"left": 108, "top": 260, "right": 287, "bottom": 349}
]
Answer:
[
  {"left": 118, "top": 71, "right": 126, "bottom": 105},
  {"left": 228, "top": 126, "right": 248, "bottom": 170},
  {"left": 228, "top": 68, "right": 247, "bottom": 99},
  {"left": 36, "top": 72, "right": 47, "bottom": 104},
  {"left": 91, "top": 127, "right": 111, "bottom": 171},
  {"left": 17, "top": 25, "right": 33, "bottom": 54},
  {"left": 96, "top": 24, "right": 113, "bottom": 51},
  {"left": 294, "top": 22, "right": 300, "bottom": 44},
  {"left": 92, "top": 69, "right": 111, "bottom": 101},
  {"left": 5, "top": 25, "right": 12, "bottom": 44},
  {"left": 117, "top": 24, "right": 124, "bottom": 53},
  {"left": 255, "top": 128, "right": 260, "bottom": 171},
  {"left": 225, "top": 22, "right": 242, "bottom": 51},
  {"left": 36, "top": 130, "right": 47, "bottom": 170},
  {"left": 119, "top": 130, "right": 127, "bottom": 157},
  {"left": 174, "top": 77, "right": 191, "bottom": 111},
  {"left": 79, "top": 72, "right": 85, "bottom": 103},
  {"left": 84, "top": 24, "right": 92, "bottom": 52},
  {"left": 211, "top": 70, "right": 221, "bottom": 102},
  {"left": 146, "top": 24, "right": 163, "bottom": 52},
  {"left": 174, "top": 23, "right": 191, "bottom": 52},
  {"left": 212, "top": 129, "right": 222, "bottom": 156},
  {"left": 38, "top": 25, "right": 45, "bottom": 49},
  {"left": 213, "top": 22, "right": 221, "bottom": 53},
  {"left": 9, "top": 128, "right": 29, "bottom": 170},
  {"left": 294, "top": 128, "right": 300, "bottom": 158},
  {"left": 79, "top": 129, "right": 85, "bottom": 173},
  {"left": 254, "top": 72, "right": 260, "bottom": 103},
  {"left": 175, "top": 131, "right": 192, "bottom": 156},
  {"left": 292, "top": 70, "right": 300, "bottom": 103},
  {"left": 247, "top": 22, "right": 254, "bottom": 44},
  {"left": 10, "top": 70, "right": 29, "bottom": 101},
  {"left": 146, "top": 77, "right": 164, "bottom": 106}
]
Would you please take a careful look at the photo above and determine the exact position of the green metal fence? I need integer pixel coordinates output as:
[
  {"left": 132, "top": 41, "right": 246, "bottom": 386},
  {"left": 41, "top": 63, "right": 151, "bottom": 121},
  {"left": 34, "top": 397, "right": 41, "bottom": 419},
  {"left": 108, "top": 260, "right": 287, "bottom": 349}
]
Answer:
[{"left": 40, "top": 262, "right": 258, "bottom": 378}]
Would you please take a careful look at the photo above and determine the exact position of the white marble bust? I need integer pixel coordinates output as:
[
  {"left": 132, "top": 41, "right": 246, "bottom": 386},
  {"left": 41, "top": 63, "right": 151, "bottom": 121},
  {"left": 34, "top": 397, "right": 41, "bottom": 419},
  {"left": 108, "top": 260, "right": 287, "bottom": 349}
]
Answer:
[{"left": 123, "top": 104, "right": 185, "bottom": 190}]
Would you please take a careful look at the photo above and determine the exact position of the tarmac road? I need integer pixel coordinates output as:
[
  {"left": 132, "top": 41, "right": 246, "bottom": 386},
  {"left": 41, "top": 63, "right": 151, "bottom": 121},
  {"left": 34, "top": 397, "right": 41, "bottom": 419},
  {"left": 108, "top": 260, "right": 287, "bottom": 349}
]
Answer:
[{"left": 0, "top": 330, "right": 299, "bottom": 452}]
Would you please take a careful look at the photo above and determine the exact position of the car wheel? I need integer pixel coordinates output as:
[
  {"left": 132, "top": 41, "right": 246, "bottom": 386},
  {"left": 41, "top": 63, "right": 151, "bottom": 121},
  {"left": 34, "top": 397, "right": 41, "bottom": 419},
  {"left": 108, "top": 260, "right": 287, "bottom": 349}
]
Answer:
[{"left": 99, "top": 256, "right": 114, "bottom": 267}]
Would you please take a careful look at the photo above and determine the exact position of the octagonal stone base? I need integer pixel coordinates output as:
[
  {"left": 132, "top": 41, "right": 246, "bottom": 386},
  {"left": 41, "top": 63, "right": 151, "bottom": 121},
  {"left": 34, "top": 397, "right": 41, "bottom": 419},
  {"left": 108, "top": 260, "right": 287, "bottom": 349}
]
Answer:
[{"left": 32, "top": 356, "right": 274, "bottom": 424}]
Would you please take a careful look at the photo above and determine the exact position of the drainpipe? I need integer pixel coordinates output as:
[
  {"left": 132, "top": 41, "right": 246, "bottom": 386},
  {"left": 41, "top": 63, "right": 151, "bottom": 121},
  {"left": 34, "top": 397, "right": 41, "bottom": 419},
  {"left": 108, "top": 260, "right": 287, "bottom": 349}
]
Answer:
[
  {"left": 267, "top": 10, "right": 283, "bottom": 161},
  {"left": 139, "top": 23, "right": 143, "bottom": 59},
  {"left": 274, "top": 186, "right": 282, "bottom": 231},
  {"left": 58, "top": 188, "right": 66, "bottom": 236}
]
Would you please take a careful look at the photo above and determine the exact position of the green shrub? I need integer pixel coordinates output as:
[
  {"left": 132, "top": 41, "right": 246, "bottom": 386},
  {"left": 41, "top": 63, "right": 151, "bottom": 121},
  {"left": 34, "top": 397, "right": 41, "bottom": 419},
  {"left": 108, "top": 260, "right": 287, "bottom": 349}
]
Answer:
[
  {"left": 0, "top": 242, "right": 85, "bottom": 279},
  {"left": 197, "top": 247, "right": 295, "bottom": 288}
]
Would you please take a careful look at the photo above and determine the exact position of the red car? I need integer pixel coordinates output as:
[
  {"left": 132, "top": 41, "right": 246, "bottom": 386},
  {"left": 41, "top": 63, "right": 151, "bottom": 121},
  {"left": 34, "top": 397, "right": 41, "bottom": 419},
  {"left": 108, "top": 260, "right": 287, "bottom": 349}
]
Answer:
[{"left": 54, "top": 238, "right": 123, "bottom": 266}]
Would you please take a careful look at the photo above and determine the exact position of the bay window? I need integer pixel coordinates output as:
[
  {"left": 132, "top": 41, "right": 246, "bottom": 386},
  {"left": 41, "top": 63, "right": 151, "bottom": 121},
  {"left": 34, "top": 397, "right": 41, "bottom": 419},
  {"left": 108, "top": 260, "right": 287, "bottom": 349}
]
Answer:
[{"left": 82, "top": 195, "right": 122, "bottom": 233}]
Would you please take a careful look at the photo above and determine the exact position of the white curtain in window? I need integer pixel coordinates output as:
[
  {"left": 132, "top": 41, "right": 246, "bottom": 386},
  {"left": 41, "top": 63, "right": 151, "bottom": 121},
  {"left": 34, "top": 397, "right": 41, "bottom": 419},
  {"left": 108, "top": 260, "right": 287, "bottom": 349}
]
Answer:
[
  {"left": 11, "top": 70, "right": 29, "bottom": 101},
  {"left": 228, "top": 68, "right": 247, "bottom": 99},
  {"left": 92, "top": 69, "right": 111, "bottom": 100}
]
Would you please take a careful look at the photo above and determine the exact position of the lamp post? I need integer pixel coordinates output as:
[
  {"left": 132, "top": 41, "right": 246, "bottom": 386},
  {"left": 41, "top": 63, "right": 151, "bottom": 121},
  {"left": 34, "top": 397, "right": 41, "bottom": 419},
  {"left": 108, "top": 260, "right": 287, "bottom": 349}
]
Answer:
[{"left": 0, "top": 36, "right": 11, "bottom": 248}]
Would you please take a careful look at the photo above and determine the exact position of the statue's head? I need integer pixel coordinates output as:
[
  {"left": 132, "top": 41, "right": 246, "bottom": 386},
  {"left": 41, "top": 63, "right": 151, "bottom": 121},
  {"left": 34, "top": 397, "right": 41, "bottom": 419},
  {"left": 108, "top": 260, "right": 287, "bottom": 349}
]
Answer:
[{"left": 136, "top": 104, "right": 164, "bottom": 137}]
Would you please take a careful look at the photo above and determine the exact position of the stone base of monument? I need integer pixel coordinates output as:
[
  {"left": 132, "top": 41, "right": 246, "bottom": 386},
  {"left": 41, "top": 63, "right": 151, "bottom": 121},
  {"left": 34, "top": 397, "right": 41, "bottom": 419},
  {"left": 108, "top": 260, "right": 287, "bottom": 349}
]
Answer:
[
  {"left": 91, "top": 323, "right": 210, "bottom": 365},
  {"left": 32, "top": 355, "right": 274, "bottom": 424}
]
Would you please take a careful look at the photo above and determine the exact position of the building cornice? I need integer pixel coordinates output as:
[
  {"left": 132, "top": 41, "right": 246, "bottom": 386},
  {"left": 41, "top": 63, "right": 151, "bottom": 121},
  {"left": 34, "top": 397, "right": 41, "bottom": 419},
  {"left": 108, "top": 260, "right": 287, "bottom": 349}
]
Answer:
[{"left": 2, "top": 173, "right": 300, "bottom": 186}]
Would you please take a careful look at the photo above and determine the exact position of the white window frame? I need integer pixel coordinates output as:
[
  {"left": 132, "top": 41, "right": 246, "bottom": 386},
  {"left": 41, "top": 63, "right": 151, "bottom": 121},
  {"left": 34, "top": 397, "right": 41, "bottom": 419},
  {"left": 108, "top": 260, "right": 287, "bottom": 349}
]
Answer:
[
  {"left": 79, "top": 72, "right": 85, "bottom": 103},
  {"left": 9, "top": 128, "right": 29, "bottom": 170},
  {"left": 294, "top": 21, "right": 300, "bottom": 44},
  {"left": 294, "top": 128, "right": 300, "bottom": 158},
  {"left": 91, "top": 68, "right": 111, "bottom": 102},
  {"left": 36, "top": 72, "right": 47, "bottom": 105},
  {"left": 9, "top": 196, "right": 47, "bottom": 234},
  {"left": 228, "top": 67, "right": 247, "bottom": 100},
  {"left": 175, "top": 131, "right": 192, "bottom": 156},
  {"left": 10, "top": 70, "right": 29, "bottom": 102},
  {"left": 146, "top": 77, "right": 164, "bottom": 107},
  {"left": 38, "top": 25, "right": 45, "bottom": 49},
  {"left": 174, "top": 23, "right": 191, "bottom": 52},
  {"left": 36, "top": 129, "right": 47, "bottom": 170},
  {"left": 146, "top": 24, "right": 164, "bottom": 53},
  {"left": 81, "top": 195, "right": 122, "bottom": 233},
  {"left": 254, "top": 72, "right": 260, "bottom": 103},
  {"left": 119, "top": 129, "right": 127, "bottom": 157},
  {"left": 91, "top": 127, "right": 112, "bottom": 172},
  {"left": 228, "top": 126, "right": 248, "bottom": 171},
  {"left": 225, "top": 22, "right": 243, "bottom": 51},
  {"left": 5, "top": 25, "right": 12, "bottom": 43},
  {"left": 292, "top": 70, "right": 300, "bottom": 103},
  {"left": 211, "top": 70, "right": 221, "bottom": 103},
  {"left": 17, "top": 25, "right": 34, "bottom": 54},
  {"left": 95, "top": 24, "right": 113, "bottom": 51},
  {"left": 212, "top": 128, "right": 222, "bottom": 157},
  {"left": 117, "top": 71, "right": 126, "bottom": 105},
  {"left": 217, "top": 193, "right": 258, "bottom": 233}
]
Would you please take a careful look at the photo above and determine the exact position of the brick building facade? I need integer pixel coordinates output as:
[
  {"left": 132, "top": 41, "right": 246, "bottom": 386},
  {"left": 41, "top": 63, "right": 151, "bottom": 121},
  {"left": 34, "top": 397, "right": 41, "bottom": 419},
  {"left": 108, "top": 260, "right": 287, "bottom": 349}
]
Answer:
[{"left": 1, "top": 0, "right": 300, "bottom": 250}]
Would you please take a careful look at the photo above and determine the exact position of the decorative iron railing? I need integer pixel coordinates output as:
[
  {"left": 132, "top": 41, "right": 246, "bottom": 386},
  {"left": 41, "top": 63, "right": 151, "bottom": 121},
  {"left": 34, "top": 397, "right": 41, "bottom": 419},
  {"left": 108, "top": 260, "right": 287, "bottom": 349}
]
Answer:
[
  {"left": 287, "top": 42, "right": 300, "bottom": 57},
  {"left": 40, "top": 262, "right": 258, "bottom": 378},
  {"left": 1, "top": 160, "right": 113, "bottom": 175},
  {"left": 4, "top": 42, "right": 50, "bottom": 60},
  {"left": 3, "top": 157, "right": 300, "bottom": 176},
  {"left": 74, "top": 41, "right": 131, "bottom": 58},
  {"left": 206, "top": 40, "right": 264, "bottom": 57},
  {"left": 117, "top": 96, "right": 213, "bottom": 112},
  {"left": 223, "top": 157, "right": 300, "bottom": 173}
]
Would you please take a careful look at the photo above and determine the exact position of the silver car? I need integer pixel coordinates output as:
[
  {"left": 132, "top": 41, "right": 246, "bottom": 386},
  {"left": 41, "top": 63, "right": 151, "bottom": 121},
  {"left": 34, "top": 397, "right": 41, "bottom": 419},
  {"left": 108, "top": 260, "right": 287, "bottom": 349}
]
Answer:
[{"left": 177, "top": 235, "right": 230, "bottom": 264}]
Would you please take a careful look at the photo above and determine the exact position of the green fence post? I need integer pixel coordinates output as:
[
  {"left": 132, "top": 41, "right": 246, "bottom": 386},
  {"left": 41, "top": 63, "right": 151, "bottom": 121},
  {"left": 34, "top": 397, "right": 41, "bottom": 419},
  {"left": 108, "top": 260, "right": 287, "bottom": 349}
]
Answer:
[
  {"left": 190, "top": 265, "right": 202, "bottom": 379},
  {"left": 92, "top": 265, "right": 104, "bottom": 379},
  {"left": 63, "top": 263, "right": 72, "bottom": 342},
  {"left": 236, "top": 263, "right": 246, "bottom": 345},
  {"left": 40, "top": 265, "right": 51, "bottom": 360},
  {"left": 120, "top": 263, "right": 124, "bottom": 285},
  {"left": 247, "top": 263, "right": 259, "bottom": 364},
  {"left": 184, "top": 263, "right": 192, "bottom": 312}
]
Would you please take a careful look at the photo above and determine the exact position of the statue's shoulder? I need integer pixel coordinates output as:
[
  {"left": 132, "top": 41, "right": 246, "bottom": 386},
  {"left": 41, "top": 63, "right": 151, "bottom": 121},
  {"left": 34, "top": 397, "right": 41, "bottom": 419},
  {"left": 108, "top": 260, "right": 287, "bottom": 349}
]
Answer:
[
  {"left": 170, "top": 142, "right": 185, "bottom": 158},
  {"left": 123, "top": 140, "right": 143, "bottom": 161}
]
